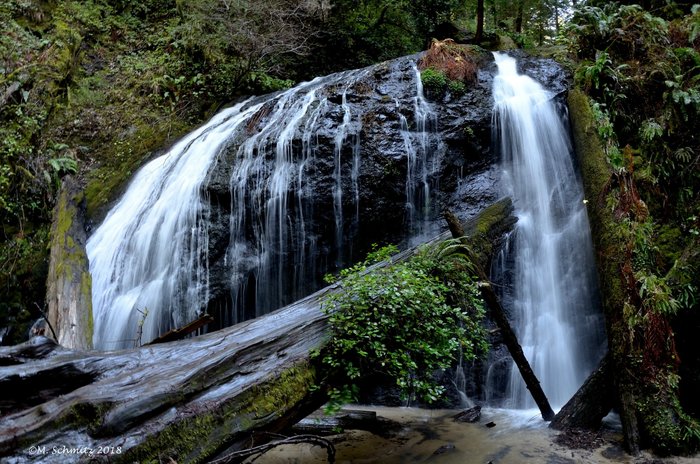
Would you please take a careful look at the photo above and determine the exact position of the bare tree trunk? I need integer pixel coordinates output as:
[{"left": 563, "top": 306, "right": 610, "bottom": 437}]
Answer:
[
  {"left": 489, "top": 0, "right": 497, "bottom": 29},
  {"left": 476, "top": 0, "right": 485, "bottom": 42},
  {"left": 515, "top": 0, "right": 524, "bottom": 33}
]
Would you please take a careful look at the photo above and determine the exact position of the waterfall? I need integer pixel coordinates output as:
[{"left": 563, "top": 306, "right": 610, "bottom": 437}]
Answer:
[
  {"left": 491, "top": 52, "right": 604, "bottom": 409},
  {"left": 87, "top": 61, "right": 441, "bottom": 350},
  {"left": 87, "top": 103, "right": 259, "bottom": 350}
]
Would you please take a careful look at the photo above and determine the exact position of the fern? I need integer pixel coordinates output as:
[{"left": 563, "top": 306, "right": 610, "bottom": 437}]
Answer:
[{"left": 48, "top": 157, "right": 78, "bottom": 175}]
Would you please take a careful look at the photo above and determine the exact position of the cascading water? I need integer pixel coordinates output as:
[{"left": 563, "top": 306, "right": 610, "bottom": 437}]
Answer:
[
  {"left": 491, "top": 52, "right": 605, "bottom": 409},
  {"left": 402, "top": 65, "right": 440, "bottom": 240},
  {"left": 87, "top": 103, "right": 259, "bottom": 350},
  {"left": 88, "top": 61, "right": 442, "bottom": 350}
]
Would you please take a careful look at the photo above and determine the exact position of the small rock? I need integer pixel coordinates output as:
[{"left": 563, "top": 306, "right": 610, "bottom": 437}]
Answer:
[
  {"left": 453, "top": 405, "right": 482, "bottom": 423},
  {"left": 485, "top": 421, "right": 497, "bottom": 428},
  {"left": 432, "top": 443, "right": 456, "bottom": 455}
]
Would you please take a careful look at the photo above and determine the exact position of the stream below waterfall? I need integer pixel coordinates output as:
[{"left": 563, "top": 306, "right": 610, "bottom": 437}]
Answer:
[{"left": 250, "top": 406, "right": 698, "bottom": 464}]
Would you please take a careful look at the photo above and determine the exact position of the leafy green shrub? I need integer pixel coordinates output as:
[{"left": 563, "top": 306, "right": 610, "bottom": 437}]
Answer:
[
  {"left": 448, "top": 79, "right": 466, "bottom": 96},
  {"left": 420, "top": 67, "right": 447, "bottom": 93},
  {"left": 317, "top": 242, "right": 487, "bottom": 412}
]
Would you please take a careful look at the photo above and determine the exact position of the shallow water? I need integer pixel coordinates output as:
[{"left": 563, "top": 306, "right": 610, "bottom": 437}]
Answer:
[{"left": 249, "top": 406, "right": 698, "bottom": 464}]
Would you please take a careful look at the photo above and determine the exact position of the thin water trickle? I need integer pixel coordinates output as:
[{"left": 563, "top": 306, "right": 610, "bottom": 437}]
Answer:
[{"left": 491, "top": 52, "right": 605, "bottom": 409}]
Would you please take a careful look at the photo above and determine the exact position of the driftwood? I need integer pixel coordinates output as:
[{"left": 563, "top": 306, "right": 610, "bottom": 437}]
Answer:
[
  {"left": 0, "top": 198, "right": 515, "bottom": 463},
  {"left": 292, "top": 409, "right": 401, "bottom": 437},
  {"left": 550, "top": 354, "right": 613, "bottom": 430},
  {"left": 444, "top": 210, "right": 556, "bottom": 421},
  {"left": 453, "top": 405, "right": 482, "bottom": 423},
  {"left": 209, "top": 434, "right": 336, "bottom": 464},
  {"left": 145, "top": 314, "right": 215, "bottom": 345}
]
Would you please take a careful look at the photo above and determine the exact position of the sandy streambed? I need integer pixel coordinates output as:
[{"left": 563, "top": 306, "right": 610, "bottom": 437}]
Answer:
[{"left": 248, "top": 406, "right": 699, "bottom": 464}]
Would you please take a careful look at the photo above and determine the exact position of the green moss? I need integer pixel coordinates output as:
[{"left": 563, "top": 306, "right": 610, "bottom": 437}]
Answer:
[
  {"left": 81, "top": 270, "right": 93, "bottom": 344},
  {"left": 474, "top": 200, "right": 508, "bottom": 236},
  {"left": 447, "top": 79, "right": 466, "bottom": 96},
  {"left": 567, "top": 89, "right": 625, "bottom": 320},
  {"left": 120, "top": 363, "right": 318, "bottom": 463},
  {"left": 567, "top": 90, "right": 611, "bottom": 209},
  {"left": 637, "top": 381, "right": 700, "bottom": 455},
  {"left": 68, "top": 402, "right": 113, "bottom": 431},
  {"left": 463, "top": 197, "right": 516, "bottom": 268},
  {"left": 421, "top": 67, "right": 448, "bottom": 92}
]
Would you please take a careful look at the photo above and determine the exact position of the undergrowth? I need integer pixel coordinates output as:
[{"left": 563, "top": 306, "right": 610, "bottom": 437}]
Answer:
[{"left": 316, "top": 241, "right": 487, "bottom": 413}]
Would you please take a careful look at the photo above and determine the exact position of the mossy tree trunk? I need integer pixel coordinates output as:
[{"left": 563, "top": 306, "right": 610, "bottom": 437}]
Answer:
[
  {"left": 550, "top": 354, "right": 614, "bottom": 430},
  {"left": 45, "top": 177, "right": 93, "bottom": 350},
  {"left": 567, "top": 89, "right": 698, "bottom": 455}
]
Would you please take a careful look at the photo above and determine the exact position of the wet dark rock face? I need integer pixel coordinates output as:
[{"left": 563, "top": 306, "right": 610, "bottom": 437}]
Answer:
[{"left": 200, "top": 51, "right": 571, "bottom": 340}]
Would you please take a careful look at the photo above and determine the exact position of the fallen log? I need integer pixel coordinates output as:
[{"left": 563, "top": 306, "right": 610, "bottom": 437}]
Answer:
[
  {"left": 444, "top": 210, "right": 555, "bottom": 421},
  {"left": 291, "top": 409, "right": 402, "bottom": 438},
  {"left": 0, "top": 198, "right": 515, "bottom": 463},
  {"left": 453, "top": 405, "right": 482, "bottom": 423},
  {"left": 550, "top": 353, "right": 613, "bottom": 430}
]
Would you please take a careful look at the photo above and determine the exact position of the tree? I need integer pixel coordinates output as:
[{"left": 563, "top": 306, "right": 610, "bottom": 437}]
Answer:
[
  {"left": 171, "top": 0, "right": 322, "bottom": 93},
  {"left": 563, "top": 4, "right": 700, "bottom": 453},
  {"left": 476, "top": 0, "right": 485, "bottom": 41}
]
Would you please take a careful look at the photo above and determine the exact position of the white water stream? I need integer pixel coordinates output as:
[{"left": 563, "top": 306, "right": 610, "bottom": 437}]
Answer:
[
  {"left": 86, "top": 102, "right": 261, "bottom": 350},
  {"left": 492, "top": 52, "right": 604, "bottom": 409}
]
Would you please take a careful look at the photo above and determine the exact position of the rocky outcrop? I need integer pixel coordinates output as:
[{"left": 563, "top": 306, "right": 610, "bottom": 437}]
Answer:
[
  {"left": 199, "top": 54, "right": 502, "bottom": 331},
  {"left": 52, "top": 49, "right": 571, "bottom": 352},
  {"left": 198, "top": 51, "right": 571, "bottom": 334}
]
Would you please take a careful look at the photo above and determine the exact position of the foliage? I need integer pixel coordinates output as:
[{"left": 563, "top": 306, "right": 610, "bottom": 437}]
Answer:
[
  {"left": 317, "top": 243, "right": 487, "bottom": 413},
  {"left": 567, "top": 2, "right": 699, "bottom": 222},
  {"left": 566, "top": 3, "right": 669, "bottom": 61},
  {"left": 568, "top": 1, "right": 700, "bottom": 452},
  {"left": 0, "top": 0, "right": 327, "bottom": 343},
  {"left": 170, "top": 0, "right": 319, "bottom": 96},
  {"left": 421, "top": 67, "right": 448, "bottom": 92},
  {"left": 419, "top": 39, "right": 482, "bottom": 99},
  {"left": 304, "top": 0, "right": 423, "bottom": 75}
]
